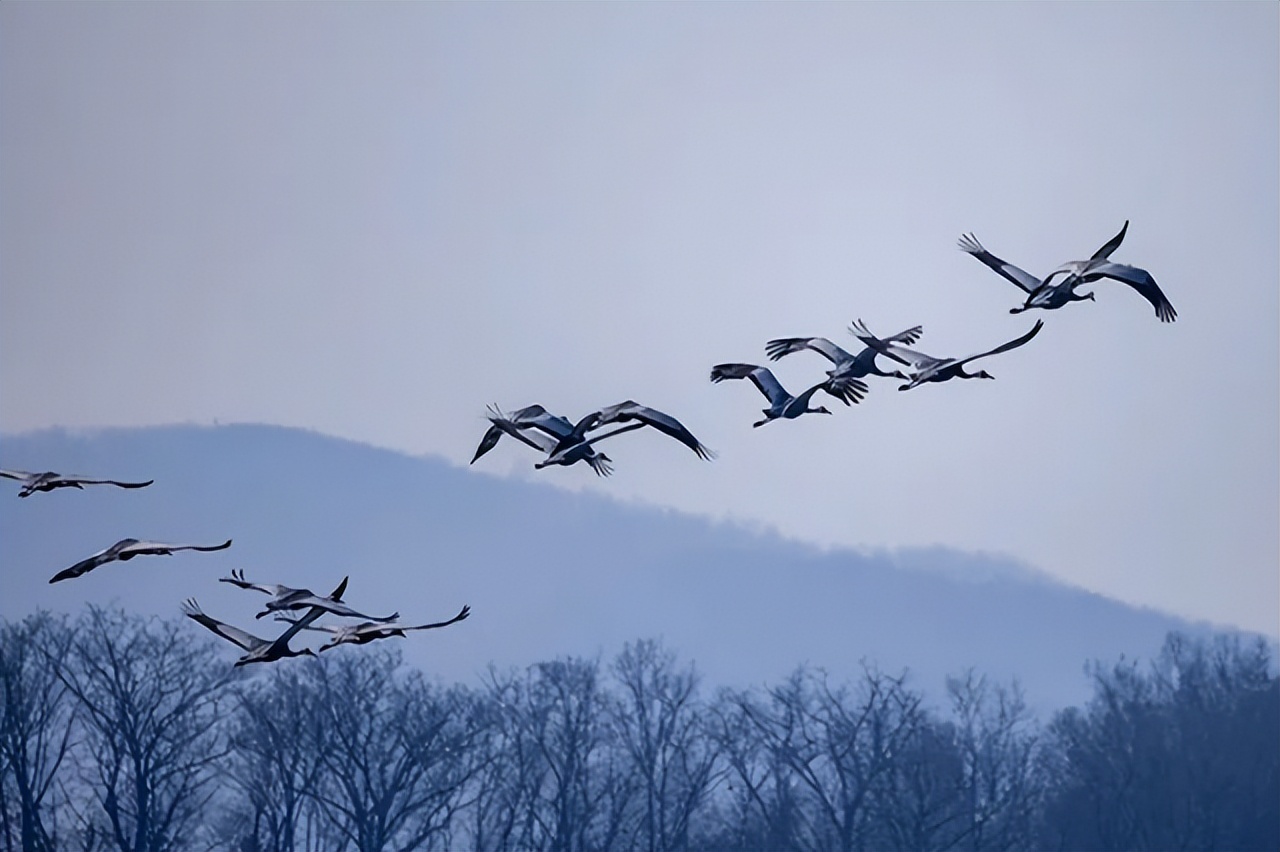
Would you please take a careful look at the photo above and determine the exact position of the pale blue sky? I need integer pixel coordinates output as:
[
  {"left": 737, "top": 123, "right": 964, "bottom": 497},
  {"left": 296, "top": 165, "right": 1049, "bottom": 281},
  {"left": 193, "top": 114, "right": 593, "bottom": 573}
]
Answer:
[{"left": 2, "top": 3, "right": 1276, "bottom": 635}]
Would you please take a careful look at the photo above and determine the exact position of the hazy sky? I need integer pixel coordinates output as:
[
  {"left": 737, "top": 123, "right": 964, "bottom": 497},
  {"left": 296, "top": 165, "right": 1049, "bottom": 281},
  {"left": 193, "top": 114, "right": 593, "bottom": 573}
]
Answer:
[{"left": 2, "top": 3, "right": 1276, "bottom": 636}]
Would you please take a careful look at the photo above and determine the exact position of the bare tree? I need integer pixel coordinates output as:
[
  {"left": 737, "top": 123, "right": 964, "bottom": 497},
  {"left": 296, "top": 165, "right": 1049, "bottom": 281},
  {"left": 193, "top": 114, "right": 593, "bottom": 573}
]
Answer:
[
  {"left": 708, "top": 685, "right": 805, "bottom": 852},
  {"left": 304, "top": 647, "right": 478, "bottom": 852},
  {"left": 608, "top": 640, "right": 721, "bottom": 852},
  {"left": 54, "top": 606, "right": 235, "bottom": 852},
  {"left": 1041, "top": 632, "right": 1279, "bottom": 852},
  {"left": 871, "top": 714, "right": 965, "bottom": 852},
  {"left": 517, "top": 657, "right": 635, "bottom": 852},
  {"left": 463, "top": 669, "right": 548, "bottom": 852},
  {"left": 943, "top": 672, "right": 1042, "bottom": 851},
  {"left": 713, "top": 664, "right": 926, "bottom": 852},
  {"left": 221, "top": 665, "right": 328, "bottom": 852},
  {"left": 1, "top": 613, "right": 76, "bottom": 852}
]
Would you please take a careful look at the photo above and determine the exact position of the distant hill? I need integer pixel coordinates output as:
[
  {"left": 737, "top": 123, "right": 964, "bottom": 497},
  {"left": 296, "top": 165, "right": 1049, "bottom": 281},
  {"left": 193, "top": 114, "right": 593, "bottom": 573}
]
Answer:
[{"left": 0, "top": 423, "right": 1224, "bottom": 711}]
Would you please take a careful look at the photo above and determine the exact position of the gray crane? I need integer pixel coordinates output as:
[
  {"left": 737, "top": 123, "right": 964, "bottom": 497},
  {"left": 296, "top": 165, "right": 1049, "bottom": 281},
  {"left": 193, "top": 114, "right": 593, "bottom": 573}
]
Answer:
[
  {"left": 710, "top": 364, "right": 834, "bottom": 426},
  {"left": 850, "top": 319, "right": 1044, "bottom": 391},
  {"left": 183, "top": 598, "right": 324, "bottom": 666},
  {"left": 219, "top": 569, "right": 398, "bottom": 621},
  {"left": 50, "top": 538, "right": 231, "bottom": 584},
  {"left": 960, "top": 222, "right": 1175, "bottom": 322},
  {"left": 275, "top": 605, "right": 471, "bottom": 652},
  {"left": 765, "top": 324, "right": 923, "bottom": 398},
  {"left": 2, "top": 469, "right": 152, "bottom": 498},
  {"left": 473, "top": 401, "right": 712, "bottom": 475},
  {"left": 472, "top": 404, "right": 617, "bottom": 476}
]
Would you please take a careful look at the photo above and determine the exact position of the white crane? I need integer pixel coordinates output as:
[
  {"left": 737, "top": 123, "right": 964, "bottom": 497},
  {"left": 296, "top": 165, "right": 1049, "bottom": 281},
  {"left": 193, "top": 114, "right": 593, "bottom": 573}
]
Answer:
[
  {"left": 1, "top": 469, "right": 153, "bottom": 498},
  {"left": 472, "top": 404, "right": 617, "bottom": 476},
  {"left": 1042, "top": 221, "right": 1176, "bottom": 322},
  {"left": 472, "top": 401, "right": 712, "bottom": 475},
  {"left": 710, "top": 364, "right": 834, "bottom": 426},
  {"left": 850, "top": 319, "right": 1044, "bottom": 391},
  {"left": 958, "top": 233, "right": 1092, "bottom": 314},
  {"left": 219, "top": 569, "right": 398, "bottom": 622},
  {"left": 765, "top": 325, "right": 924, "bottom": 398},
  {"left": 49, "top": 538, "right": 232, "bottom": 584},
  {"left": 274, "top": 605, "right": 471, "bottom": 652},
  {"left": 183, "top": 598, "right": 324, "bottom": 666},
  {"left": 960, "top": 223, "right": 1175, "bottom": 322},
  {"left": 540, "top": 401, "right": 715, "bottom": 466}
]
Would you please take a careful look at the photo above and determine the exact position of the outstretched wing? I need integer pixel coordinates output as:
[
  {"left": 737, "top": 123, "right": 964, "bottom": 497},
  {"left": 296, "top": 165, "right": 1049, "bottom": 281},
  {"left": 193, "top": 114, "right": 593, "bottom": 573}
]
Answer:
[
  {"left": 882, "top": 325, "right": 924, "bottom": 346},
  {"left": 269, "top": 604, "right": 327, "bottom": 652},
  {"left": 841, "top": 324, "right": 924, "bottom": 379},
  {"left": 822, "top": 377, "right": 868, "bottom": 405},
  {"left": 272, "top": 614, "right": 347, "bottom": 635},
  {"left": 402, "top": 604, "right": 472, "bottom": 632},
  {"left": 473, "top": 404, "right": 570, "bottom": 463},
  {"left": 182, "top": 598, "right": 264, "bottom": 651},
  {"left": 0, "top": 469, "right": 36, "bottom": 482},
  {"left": 119, "top": 539, "right": 232, "bottom": 557},
  {"left": 958, "top": 234, "right": 1044, "bottom": 294},
  {"left": 54, "top": 476, "right": 153, "bottom": 490},
  {"left": 472, "top": 421, "right": 540, "bottom": 462},
  {"left": 491, "top": 415, "right": 557, "bottom": 453},
  {"left": 952, "top": 320, "right": 1045, "bottom": 368},
  {"left": 183, "top": 538, "right": 233, "bottom": 552},
  {"left": 270, "top": 594, "right": 398, "bottom": 622},
  {"left": 764, "top": 337, "right": 854, "bottom": 365},
  {"left": 849, "top": 320, "right": 939, "bottom": 370},
  {"left": 584, "top": 402, "right": 715, "bottom": 460},
  {"left": 332, "top": 604, "right": 471, "bottom": 644},
  {"left": 1090, "top": 220, "right": 1129, "bottom": 261},
  {"left": 710, "top": 364, "right": 790, "bottom": 407},
  {"left": 220, "top": 568, "right": 289, "bottom": 596},
  {"left": 1083, "top": 262, "right": 1176, "bottom": 323},
  {"left": 49, "top": 550, "right": 115, "bottom": 584}
]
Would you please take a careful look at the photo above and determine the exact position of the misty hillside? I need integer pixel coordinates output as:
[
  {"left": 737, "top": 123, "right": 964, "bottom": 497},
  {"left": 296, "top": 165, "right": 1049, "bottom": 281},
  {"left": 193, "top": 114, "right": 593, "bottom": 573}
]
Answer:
[{"left": 0, "top": 423, "right": 1224, "bottom": 710}]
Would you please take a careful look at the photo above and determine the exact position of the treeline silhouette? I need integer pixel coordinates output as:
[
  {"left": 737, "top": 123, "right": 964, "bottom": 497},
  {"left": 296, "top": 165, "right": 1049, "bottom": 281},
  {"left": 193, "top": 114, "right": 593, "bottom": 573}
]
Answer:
[{"left": 1, "top": 608, "right": 1275, "bottom": 852}]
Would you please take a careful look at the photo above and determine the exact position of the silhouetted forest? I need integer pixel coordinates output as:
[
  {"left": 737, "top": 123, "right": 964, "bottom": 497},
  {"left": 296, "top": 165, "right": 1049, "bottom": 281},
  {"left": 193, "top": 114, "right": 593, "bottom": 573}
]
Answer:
[{"left": 1, "top": 608, "right": 1276, "bottom": 852}]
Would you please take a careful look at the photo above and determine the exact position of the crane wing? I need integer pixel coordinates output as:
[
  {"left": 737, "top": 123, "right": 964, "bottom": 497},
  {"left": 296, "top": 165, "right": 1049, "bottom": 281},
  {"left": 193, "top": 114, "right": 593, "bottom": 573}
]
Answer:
[
  {"left": 883, "top": 325, "right": 924, "bottom": 346},
  {"left": 584, "top": 402, "right": 715, "bottom": 460},
  {"left": 49, "top": 551, "right": 115, "bottom": 583},
  {"left": 269, "top": 604, "right": 327, "bottom": 651},
  {"left": 958, "top": 234, "right": 1043, "bottom": 294},
  {"left": 1083, "top": 262, "right": 1176, "bottom": 322},
  {"left": 48, "top": 475, "right": 153, "bottom": 489},
  {"left": 271, "top": 614, "right": 347, "bottom": 635},
  {"left": 402, "top": 604, "right": 472, "bottom": 632},
  {"left": 764, "top": 337, "right": 854, "bottom": 365},
  {"left": 268, "top": 594, "right": 398, "bottom": 622},
  {"left": 182, "top": 599, "right": 265, "bottom": 652},
  {"left": 473, "top": 407, "right": 560, "bottom": 462},
  {"left": 952, "top": 320, "right": 1045, "bottom": 368},
  {"left": 849, "top": 320, "right": 940, "bottom": 370},
  {"left": 118, "top": 539, "right": 231, "bottom": 557},
  {"left": 711, "top": 364, "right": 790, "bottom": 407},
  {"left": 1090, "top": 220, "right": 1129, "bottom": 261},
  {"left": 220, "top": 569, "right": 290, "bottom": 596},
  {"left": 822, "top": 376, "right": 868, "bottom": 405}
]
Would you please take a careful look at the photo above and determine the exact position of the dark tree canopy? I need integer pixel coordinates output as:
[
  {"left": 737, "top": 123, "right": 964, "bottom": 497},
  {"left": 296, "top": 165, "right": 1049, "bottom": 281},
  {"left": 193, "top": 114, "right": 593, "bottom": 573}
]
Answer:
[{"left": 1, "top": 609, "right": 1275, "bottom": 852}]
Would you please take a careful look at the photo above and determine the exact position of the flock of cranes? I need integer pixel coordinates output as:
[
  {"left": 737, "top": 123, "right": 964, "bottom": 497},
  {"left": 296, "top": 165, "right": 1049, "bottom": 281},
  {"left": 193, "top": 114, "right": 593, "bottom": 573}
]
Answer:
[
  {"left": 472, "top": 220, "right": 1174, "bottom": 473},
  {"left": 7, "top": 220, "right": 1173, "bottom": 664},
  {"left": 7, "top": 484, "right": 470, "bottom": 666}
]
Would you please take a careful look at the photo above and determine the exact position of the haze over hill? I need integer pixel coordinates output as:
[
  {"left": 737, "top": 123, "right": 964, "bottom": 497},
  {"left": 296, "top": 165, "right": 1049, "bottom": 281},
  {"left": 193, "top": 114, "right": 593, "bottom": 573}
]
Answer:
[{"left": 0, "top": 423, "right": 1240, "bottom": 710}]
